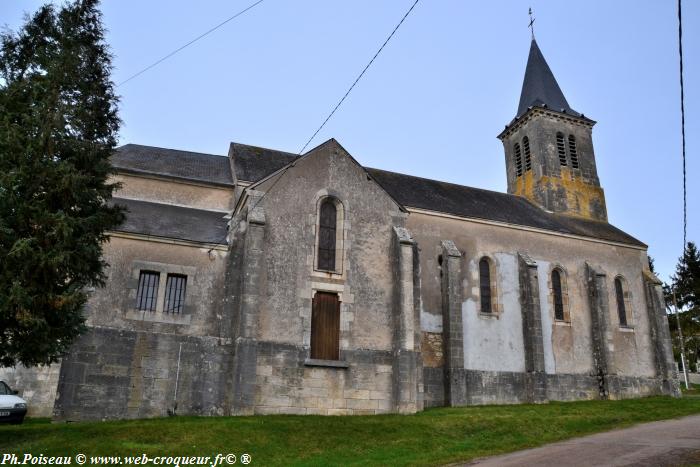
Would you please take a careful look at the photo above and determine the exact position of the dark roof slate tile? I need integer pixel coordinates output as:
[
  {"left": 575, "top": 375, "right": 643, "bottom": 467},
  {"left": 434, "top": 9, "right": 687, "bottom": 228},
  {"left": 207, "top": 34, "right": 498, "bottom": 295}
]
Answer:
[
  {"left": 110, "top": 197, "right": 228, "bottom": 245},
  {"left": 112, "top": 144, "right": 233, "bottom": 186},
  {"left": 517, "top": 39, "right": 581, "bottom": 118},
  {"left": 230, "top": 142, "right": 297, "bottom": 183},
  {"left": 111, "top": 142, "right": 644, "bottom": 247},
  {"left": 366, "top": 168, "right": 644, "bottom": 246}
]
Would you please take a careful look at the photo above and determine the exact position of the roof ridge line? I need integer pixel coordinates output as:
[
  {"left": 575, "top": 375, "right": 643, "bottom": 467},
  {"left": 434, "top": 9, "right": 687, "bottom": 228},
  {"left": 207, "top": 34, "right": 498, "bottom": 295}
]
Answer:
[
  {"left": 117, "top": 143, "right": 225, "bottom": 158},
  {"left": 367, "top": 166, "right": 515, "bottom": 198},
  {"left": 231, "top": 141, "right": 299, "bottom": 157}
]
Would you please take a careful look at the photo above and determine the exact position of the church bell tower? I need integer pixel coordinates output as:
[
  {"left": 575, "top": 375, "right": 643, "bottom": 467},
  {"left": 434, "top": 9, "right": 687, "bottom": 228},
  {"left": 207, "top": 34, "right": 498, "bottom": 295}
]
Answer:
[{"left": 497, "top": 39, "right": 607, "bottom": 222}]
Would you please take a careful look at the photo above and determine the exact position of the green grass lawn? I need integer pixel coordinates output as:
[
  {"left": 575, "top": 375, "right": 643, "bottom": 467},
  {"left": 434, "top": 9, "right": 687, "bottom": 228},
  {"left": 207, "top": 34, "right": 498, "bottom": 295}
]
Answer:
[
  {"left": 3, "top": 396, "right": 700, "bottom": 466},
  {"left": 682, "top": 382, "right": 700, "bottom": 396}
]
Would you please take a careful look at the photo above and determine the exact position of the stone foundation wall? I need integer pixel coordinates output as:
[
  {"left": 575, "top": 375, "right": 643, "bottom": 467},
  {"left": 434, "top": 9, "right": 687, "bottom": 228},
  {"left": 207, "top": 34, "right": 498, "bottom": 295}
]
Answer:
[
  {"left": 545, "top": 373, "right": 599, "bottom": 401},
  {"left": 607, "top": 375, "right": 670, "bottom": 400},
  {"left": 254, "top": 342, "right": 394, "bottom": 415},
  {"left": 423, "top": 367, "right": 672, "bottom": 407},
  {"left": 0, "top": 364, "right": 61, "bottom": 417},
  {"left": 423, "top": 367, "right": 445, "bottom": 408},
  {"left": 54, "top": 326, "right": 234, "bottom": 421}
]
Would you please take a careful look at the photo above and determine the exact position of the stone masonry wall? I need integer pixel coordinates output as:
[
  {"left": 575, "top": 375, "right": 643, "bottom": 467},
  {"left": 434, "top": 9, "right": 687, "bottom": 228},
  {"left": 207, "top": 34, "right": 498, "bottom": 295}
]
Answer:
[
  {"left": 254, "top": 343, "right": 393, "bottom": 415},
  {"left": 231, "top": 140, "right": 420, "bottom": 415},
  {"left": 0, "top": 364, "right": 61, "bottom": 417},
  {"left": 54, "top": 327, "right": 234, "bottom": 421},
  {"left": 54, "top": 235, "right": 233, "bottom": 420}
]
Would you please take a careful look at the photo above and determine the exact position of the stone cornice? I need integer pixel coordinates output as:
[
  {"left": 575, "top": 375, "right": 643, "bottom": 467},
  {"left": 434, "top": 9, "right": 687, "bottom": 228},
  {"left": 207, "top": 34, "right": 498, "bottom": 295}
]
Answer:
[{"left": 498, "top": 106, "right": 596, "bottom": 140}]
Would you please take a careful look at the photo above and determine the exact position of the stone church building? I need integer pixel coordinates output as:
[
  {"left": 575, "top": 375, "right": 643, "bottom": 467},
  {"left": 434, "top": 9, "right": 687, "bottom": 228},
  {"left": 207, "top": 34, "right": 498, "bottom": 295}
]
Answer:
[{"left": 2, "top": 39, "right": 679, "bottom": 419}]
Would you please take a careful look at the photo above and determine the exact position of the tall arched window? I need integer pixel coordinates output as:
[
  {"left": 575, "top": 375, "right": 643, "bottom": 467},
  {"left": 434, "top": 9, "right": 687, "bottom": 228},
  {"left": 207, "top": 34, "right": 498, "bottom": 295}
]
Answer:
[
  {"left": 615, "top": 276, "right": 629, "bottom": 327},
  {"left": 522, "top": 136, "right": 532, "bottom": 172},
  {"left": 513, "top": 143, "right": 523, "bottom": 177},
  {"left": 568, "top": 135, "right": 579, "bottom": 169},
  {"left": 552, "top": 269, "right": 565, "bottom": 321},
  {"left": 317, "top": 199, "right": 337, "bottom": 271},
  {"left": 556, "top": 132, "right": 567, "bottom": 166},
  {"left": 479, "top": 257, "right": 492, "bottom": 314}
]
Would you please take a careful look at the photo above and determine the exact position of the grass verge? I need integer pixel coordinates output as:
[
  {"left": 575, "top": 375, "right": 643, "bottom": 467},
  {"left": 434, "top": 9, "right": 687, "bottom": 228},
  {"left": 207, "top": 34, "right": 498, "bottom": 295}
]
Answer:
[{"left": 2, "top": 396, "right": 700, "bottom": 466}]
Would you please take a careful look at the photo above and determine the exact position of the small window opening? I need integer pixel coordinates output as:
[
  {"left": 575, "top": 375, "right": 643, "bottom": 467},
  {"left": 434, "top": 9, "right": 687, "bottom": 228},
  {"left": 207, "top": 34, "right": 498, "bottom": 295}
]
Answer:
[
  {"left": 479, "top": 257, "right": 492, "bottom": 314},
  {"left": 514, "top": 143, "right": 523, "bottom": 177},
  {"left": 317, "top": 199, "right": 337, "bottom": 271},
  {"left": 164, "top": 274, "right": 187, "bottom": 313},
  {"left": 615, "top": 277, "right": 628, "bottom": 327},
  {"left": 136, "top": 271, "right": 160, "bottom": 312},
  {"left": 568, "top": 135, "right": 579, "bottom": 169},
  {"left": 552, "top": 269, "right": 565, "bottom": 321},
  {"left": 523, "top": 136, "right": 532, "bottom": 172},
  {"left": 556, "top": 133, "right": 567, "bottom": 166}
]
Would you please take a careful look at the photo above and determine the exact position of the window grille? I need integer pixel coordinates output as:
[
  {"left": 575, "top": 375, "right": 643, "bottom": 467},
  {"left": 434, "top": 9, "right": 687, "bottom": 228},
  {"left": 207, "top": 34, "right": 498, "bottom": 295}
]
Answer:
[
  {"left": 136, "top": 271, "right": 160, "bottom": 312},
  {"left": 164, "top": 274, "right": 187, "bottom": 313},
  {"left": 615, "top": 277, "right": 628, "bottom": 327},
  {"left": 556, "top": 133, "right": 567, "bottom": 166},
  {"left": 523, "top": 136, "right": 532, "bottom": 172},
  {"left": 568, "top": 135, "right": 579, "bottom": 169},
  {"left": 479, "top": 257, "right": 492, "bottom": 313},
  {"left": 514, "top": 143, "right": 523, "bottom": 177},
  {"left": 317, "top": 199, "right": 337, "bottom": 271}
]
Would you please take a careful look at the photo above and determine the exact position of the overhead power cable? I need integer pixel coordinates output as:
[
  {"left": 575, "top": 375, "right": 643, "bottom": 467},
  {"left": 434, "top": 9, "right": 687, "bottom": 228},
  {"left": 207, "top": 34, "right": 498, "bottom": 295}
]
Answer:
[
  {"left": 221, "top": 1, "right": 422, "bottom": 245},
  {"left": 118, "top": 0, "right": 265, "bottom": 87},
  {"left": 298, "top": 0, "right": 420, "bottom": 154},
  {"left": 678, "top": 0, "right": 687, "bottom": 249}
]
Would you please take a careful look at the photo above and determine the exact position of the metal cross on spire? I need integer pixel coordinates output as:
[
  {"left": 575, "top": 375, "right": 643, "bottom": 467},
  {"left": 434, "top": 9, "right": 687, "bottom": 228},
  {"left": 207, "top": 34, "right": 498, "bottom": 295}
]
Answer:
[{"left": 528, "top": 7, "right": 536, "bottom": 39}]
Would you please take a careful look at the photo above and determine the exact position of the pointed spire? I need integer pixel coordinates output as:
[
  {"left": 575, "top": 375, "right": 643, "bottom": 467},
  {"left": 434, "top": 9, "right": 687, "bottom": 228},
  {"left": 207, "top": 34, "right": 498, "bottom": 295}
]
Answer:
[{"left": 517, "top": 39, "right": 580, "bottom": 118}]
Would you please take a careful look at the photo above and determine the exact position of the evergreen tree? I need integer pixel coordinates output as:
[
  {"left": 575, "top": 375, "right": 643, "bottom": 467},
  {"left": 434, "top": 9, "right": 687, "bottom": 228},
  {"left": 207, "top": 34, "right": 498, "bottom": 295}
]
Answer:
[
  {"left": 0, "top": 0, "right": 124, "bottom": 367},
  {"left": 673, "top": 242, "right": 700, "bottom": 310},
  {"left": 667, "top": 242, "right": 700, "bottom": 372}
]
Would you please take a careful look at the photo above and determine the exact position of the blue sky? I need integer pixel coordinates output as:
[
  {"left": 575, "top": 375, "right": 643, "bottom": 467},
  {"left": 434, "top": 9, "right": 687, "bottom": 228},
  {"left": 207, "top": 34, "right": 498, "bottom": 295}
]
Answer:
[{"left": 2, "top": 0, "right": 698, "bottom": 283}]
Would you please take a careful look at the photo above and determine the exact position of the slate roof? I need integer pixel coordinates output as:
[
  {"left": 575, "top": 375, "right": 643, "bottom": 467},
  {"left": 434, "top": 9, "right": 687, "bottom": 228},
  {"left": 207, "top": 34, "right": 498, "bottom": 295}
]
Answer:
[
  {"left": 517, "top": 39, "right": 581, "bottom": 118},
  {"left": 366, "top": 168, "right": 645, "bottom": 247},
  {"left": 110, "top": 142, "right": 644, "bottom": 247},
  {"left": 110, "top": 197, "right": 228, "bottom": 245},
  {"left": 112, "top": 144, "right": 233, "bottom": 186},
  {"left": 229, "top": 142, "right": 297, "bottom": 183}
]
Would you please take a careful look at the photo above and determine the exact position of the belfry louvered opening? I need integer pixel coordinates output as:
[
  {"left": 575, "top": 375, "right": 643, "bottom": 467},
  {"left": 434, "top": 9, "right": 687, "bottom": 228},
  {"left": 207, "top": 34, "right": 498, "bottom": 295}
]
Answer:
[
  {"left": 164, "top": 274, "right": 187, "bottom": 313},
  {"left": 514, "top": 143, "right": 523, "bottom": 177},
  {"left": 568, "top": 135, "right": 579, "bottom": 169},
  {"left": 136, "top": 271, "right": 160, "bottom": 312},
  {"left": 556, "top": 132, "right": 567, "bottom": 166},
  {"left": 522, "top": 136, "right": 532, "bottom": 172}
]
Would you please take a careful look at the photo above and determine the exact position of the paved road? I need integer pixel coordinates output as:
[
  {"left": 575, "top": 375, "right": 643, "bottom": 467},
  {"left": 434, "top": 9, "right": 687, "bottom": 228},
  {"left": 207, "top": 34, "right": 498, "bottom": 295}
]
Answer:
[{"left": 465, "top": 414, "right": 700, "bottom": 467}]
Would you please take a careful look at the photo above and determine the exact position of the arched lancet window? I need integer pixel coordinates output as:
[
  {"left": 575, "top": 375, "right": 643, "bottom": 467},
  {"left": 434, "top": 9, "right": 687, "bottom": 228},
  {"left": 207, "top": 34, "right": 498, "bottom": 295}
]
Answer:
[
  {"left": 479, "top": 257, "right": 493, "bottom": 314},
  {"left": 513, "top": 143, "right": 523, "bottom": 177},
  {"left": 317, "top": 199, "right": 337, "bottom": 271},
  {"left": 522, "top": 136, "right": 532, "bottom": 172},
  {"left": 556, "top": 132, "right": 567, "bottom": 166},
  {"left": 568, "top": 134, "right": 579, "bottom": 169},
  {"left": 615, "top": 276, "right": 630, "bottom": 327},
  {"left": 552, "top": 269, "right": 565, "bottom": 321}
]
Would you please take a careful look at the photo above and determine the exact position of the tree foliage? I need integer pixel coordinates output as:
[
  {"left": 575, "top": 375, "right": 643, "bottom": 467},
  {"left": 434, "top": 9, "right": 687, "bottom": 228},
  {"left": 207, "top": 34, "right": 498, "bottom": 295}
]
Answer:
[
  {"left": 666, "top": 242, "right": 700, "bottom": 372},
  {"left": 0, "top": 0, "right": 124, "bottom": 367}
]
